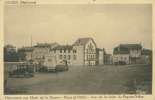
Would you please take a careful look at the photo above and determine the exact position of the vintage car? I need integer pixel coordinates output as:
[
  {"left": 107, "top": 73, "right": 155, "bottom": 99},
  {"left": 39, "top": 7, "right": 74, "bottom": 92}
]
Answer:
[
  {"left": 9, "top": 64, "right": 35, "bottom": 78},
  {"left": 55, "top": 65, "right": 68, "bottom": 72}
]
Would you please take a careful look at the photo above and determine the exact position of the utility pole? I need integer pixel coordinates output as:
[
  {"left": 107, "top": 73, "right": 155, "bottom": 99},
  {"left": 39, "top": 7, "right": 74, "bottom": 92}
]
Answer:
[{"left": 31, "top": 35, "right": 33, "bottom": 64}]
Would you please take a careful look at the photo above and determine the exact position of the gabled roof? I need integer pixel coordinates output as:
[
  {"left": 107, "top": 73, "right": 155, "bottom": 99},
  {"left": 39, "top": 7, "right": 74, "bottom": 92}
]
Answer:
[
  {"left": 34, "top": 43, "right": 57, "bottom": 47},
  {"left": 96, "top": 48, "right": 103, "bottom": 51},
  {"left": 113, "top": 51, "right": 130, "bottom": 54},
  {"left": 73, "top": 38, "right": 96, "bottom": 46},
  {"left": 114, "top": 46, "right": 129, "bottom": 52},
  {"left": 20, "top": 46, "right": 34, "bottom": 51},
  {"left": 141, "top": 50, "right": 152, "bottom": 55},
  {"left": 120, "top": 44, "right": 142, "bottom": 49},
  {"left": 52, "top": 45, "right": 73, "bottom": 50}
]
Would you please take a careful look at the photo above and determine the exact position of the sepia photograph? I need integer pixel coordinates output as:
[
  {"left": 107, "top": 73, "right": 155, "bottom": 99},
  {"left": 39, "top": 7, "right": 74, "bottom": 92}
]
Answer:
[{"left": 2, "top": 2, "right": 153, "bottom": 97}]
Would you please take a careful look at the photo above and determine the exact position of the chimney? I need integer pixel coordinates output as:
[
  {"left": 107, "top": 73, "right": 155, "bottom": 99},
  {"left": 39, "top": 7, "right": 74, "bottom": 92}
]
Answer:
[
  {"left": 67, "top": 43, "right": 68, "bottom": 49},
  {"left": 37, "top": 42, "right": 39, "bottom": 45},
  {"left": 45, "top": 42, "right": 47, "bottom": 44},
  {"left": 79, "top": 38, "right": 80, "bottom": 45}
]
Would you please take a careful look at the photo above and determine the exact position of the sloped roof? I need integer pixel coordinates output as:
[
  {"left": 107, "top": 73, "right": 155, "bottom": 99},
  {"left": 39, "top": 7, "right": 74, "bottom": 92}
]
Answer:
[
  {"left": 141, "top": 50, "right": 152, "bottom": 55},
  {"left": 105, "top": 54, "right": 112, "bottom": 56},
  {"left": 34, "top": 43, "right": 56, "bottom": 47},
  {"left": 20, "top": 46, "right": 34, "bottom": 51},
  {"left": 96, "top": 48, "right": 103, "bottom": 51},
  {"left": 120, "top": 44, "right": 142, "bottom": 49},
  {"left": 52, "top": 45, "right": 73, "bottom": 50},
  {"left": 114, "top": 46, "right": 129, "bottom": 52},
  {"left": 73, "top": 38, "right": 96, "bottom": 46},
  {"left": 113, "top": 51, "right": 130, "bottom": 54}
]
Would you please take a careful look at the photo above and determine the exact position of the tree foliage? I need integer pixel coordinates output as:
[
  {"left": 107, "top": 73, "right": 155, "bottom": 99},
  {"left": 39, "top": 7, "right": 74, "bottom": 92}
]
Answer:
[
  {"left": 4, "top": 44, "right": 27, "bottom": 62},
  {"left": 17, "top": 48, "right": 27, "bottom": 62},
  {"left": 4, "top": 44, "right": 19, "bottom": 62}
]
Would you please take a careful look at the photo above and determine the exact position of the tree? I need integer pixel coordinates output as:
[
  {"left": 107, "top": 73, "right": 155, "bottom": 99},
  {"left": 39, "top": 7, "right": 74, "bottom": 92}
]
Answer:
[
  {"left": 4, "top": 44, "right": 19, "bottom": 62},
  {"left": 17, "top": 48, "right": 27, "bottom": 62}
]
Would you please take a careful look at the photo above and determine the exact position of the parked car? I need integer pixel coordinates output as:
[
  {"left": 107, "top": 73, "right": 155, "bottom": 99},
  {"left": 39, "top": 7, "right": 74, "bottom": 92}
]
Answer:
[
  {"left": 55, "top": 65, "right": 68, "bottom": 72},
  {"left": 9, "top": 64, "right": 35, "bottom": 78}
]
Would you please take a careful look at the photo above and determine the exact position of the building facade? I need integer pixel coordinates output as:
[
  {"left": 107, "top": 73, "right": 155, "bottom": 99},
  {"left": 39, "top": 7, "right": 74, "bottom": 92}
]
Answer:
[
  {"left": 113, "top": 45, "right": 130, "bottom": 65},
  {"left": 141, "top": 49, "right": 152, "bottom": 64},
  {"left": 19, "top": 46, "right": 34, "bottom": 61},
  {"left": 51, "top": 45, "right": 73, "bottom": 66},
  {"left": 33, "top": 42, "right": 59, "bottom": 64},
  {"left": 73, "top": 38, "right": 96, "bottom": 66},
  {"left": 113, "top": 44, "right": 143, "bottom": 65},
  {"left": 50, "top": 38, "right": 97, "bottom": 66},
  {"left": 120, "top": 44, "right": 142, "bottom": 64},
  {"left": 96, "top": 48, "right": 104, "bottom": 65}
]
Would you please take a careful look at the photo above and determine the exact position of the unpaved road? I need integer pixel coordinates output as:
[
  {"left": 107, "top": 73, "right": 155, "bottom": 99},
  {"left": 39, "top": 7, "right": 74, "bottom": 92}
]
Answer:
[{"left": 4, "top": 64, "right": 152, "bottom": 94}]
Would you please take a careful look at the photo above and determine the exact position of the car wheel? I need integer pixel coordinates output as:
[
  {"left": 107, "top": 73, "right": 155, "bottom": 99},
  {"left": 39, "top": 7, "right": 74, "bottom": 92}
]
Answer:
[
  {"left": 23, "top": 71, "right": 28, "bottom": 78},
  {"left": 31, "top": 74, "right": 34, "bottom": 77}
]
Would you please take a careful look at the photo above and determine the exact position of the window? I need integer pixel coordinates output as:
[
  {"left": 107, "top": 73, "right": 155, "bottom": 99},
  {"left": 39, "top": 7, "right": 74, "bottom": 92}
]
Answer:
[
  {"left": 87, "top": 55, "right": 88, "bottom": 60},
  {"left": 121, "top": 57, "right": 123, "bottom": 60},
  {"left": 91, "top": 55, "right": 92, "bottom": 59},
  {"left": 73, "top": 50, "right": 76, "bottom": 53},
  {"left": 64, "top": 55, "right": 66, "bottom": 59},
  {"left": 68, "top": 50, "right": 70, "bottom": 53},
  {"left": 54, "top": 50, "right": 56, "bottom": 54},
  {"left": 73, "top": 55, "right": 76, "bottom": 60},
  {"left": 38, "top": 49, "right": 41, "bottom": 53},
  {"left": 87, "top": 49, "right": 88, "bottom": 53},
  {"left": 93, "top": 55, "right": 94, "bottom": 59},
  {"left": 48, "top": 59, "right": 51, "bottom": 62},
  {"left": 46, "top": 49, "right": 49, "bottom": 53},
  {"left": 89, "top": 55, "right": 90, "bottom": 59},
  {"left": 60, "top": 61, "right": 62, "bottom": 63},
  {"left": 116, "top": 57, "right": 118, "bottom": 61},
  {"left": 36, "top": 49, "right": 38, "bottom": 53},
  {"left": 68, "top": 55, "right": 71, "bottom": 60},
  {"left": 125, "top": 57, "right": 126, "bottom": 60},
  {"left": 64, "top": 50, "right": 66, "bottom": 53},
  {"left": 59, "top": 55, "right": 62, "bottom": 59},
  {"left": 42, "top": 55, "right": 45, "bottom": 59},
  {"left": 60, "top": 50, "right": 62, "bottom": 53},
  {"left": 43, "top": 49, "right": 45, "bottom": 52},
  {"left": 27, "top": 54, "right": 29, "bottom": 57}
]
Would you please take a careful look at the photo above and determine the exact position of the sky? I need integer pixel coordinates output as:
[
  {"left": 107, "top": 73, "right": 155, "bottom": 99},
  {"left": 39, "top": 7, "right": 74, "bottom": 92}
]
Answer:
[{"left": 4, "top": 4, "right": 152, "bottom": 54}]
